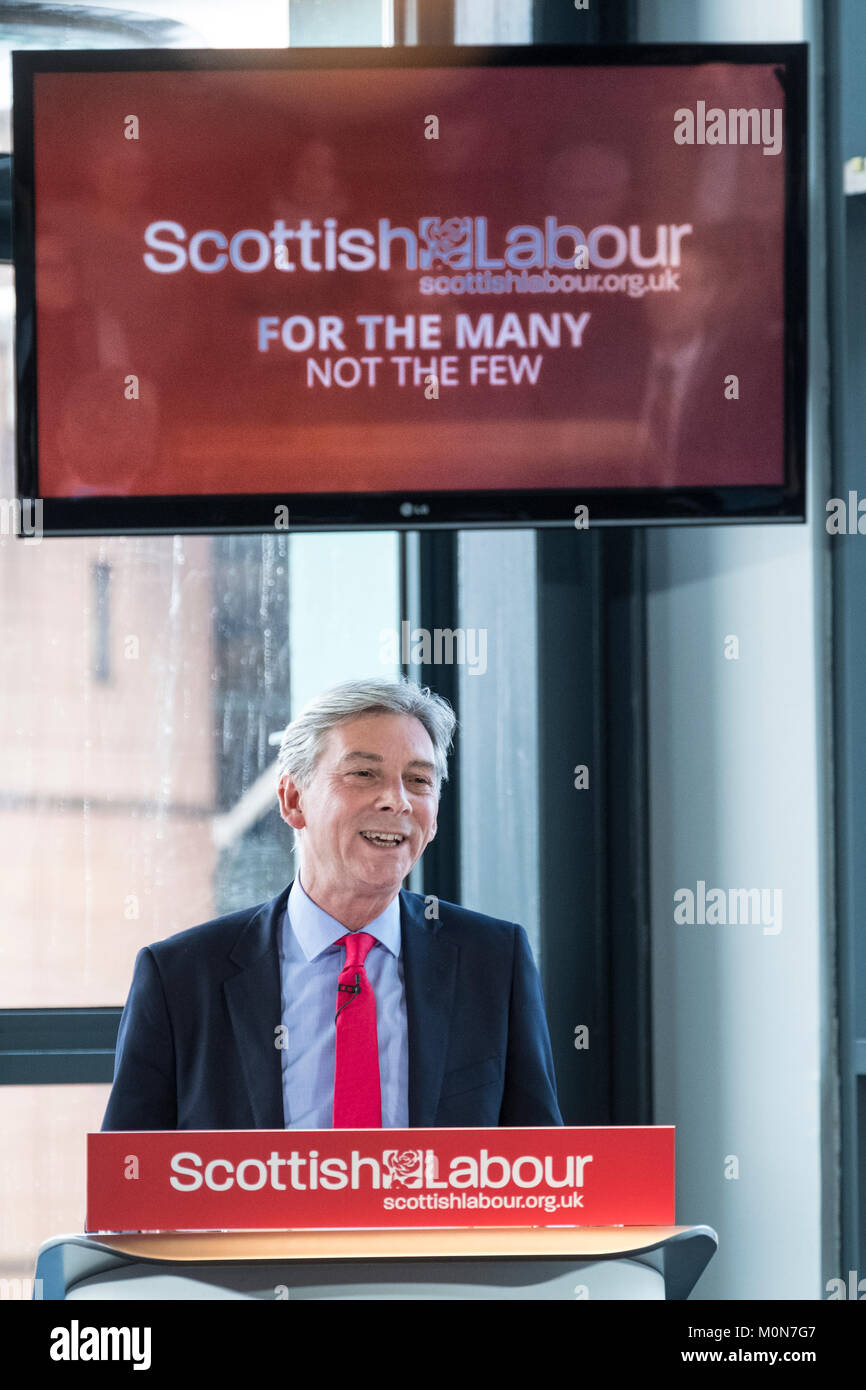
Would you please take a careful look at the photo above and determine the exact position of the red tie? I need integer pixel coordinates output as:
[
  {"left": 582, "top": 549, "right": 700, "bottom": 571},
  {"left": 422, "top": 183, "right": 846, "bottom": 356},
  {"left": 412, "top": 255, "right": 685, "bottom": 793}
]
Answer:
[{"left": 333, "top": 931, "right": 382, "bottom": 1128}]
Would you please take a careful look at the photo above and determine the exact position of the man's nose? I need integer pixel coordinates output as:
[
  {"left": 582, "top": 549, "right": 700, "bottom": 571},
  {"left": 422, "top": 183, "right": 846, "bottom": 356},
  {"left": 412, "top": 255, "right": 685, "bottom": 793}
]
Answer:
[{"left": 373, "top": 777, "right": 412, "bottom": 812}]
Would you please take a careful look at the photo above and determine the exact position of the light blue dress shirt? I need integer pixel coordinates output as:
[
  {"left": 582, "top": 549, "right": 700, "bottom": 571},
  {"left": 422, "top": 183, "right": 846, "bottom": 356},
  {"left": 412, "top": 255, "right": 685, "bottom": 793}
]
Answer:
[{"left": 278, "top": 872, "right": 410, "bottom": 1128}]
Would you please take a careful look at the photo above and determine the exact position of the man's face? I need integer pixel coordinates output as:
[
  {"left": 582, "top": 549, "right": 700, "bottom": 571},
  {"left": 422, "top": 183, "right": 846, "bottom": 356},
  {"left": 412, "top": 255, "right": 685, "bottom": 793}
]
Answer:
[{"left": 278, "top": 711, "right": 439, "bottom": 904}]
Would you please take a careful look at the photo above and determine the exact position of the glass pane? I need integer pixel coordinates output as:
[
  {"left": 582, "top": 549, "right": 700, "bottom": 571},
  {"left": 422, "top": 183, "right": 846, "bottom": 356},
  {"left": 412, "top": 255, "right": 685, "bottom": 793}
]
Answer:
[
  {"left": 456, "top": 0, "right": 532, "bottom": 44},
  {"left": 289, "top": 0, "right": 386, "bottom": 46},
  {"left": 0, "top": 1084, "right": 111, "bottom": 1297},
  {"left": 289, "top": 533, "right": 401, "bottom": 718},
  {"left": 0, "top": 507, "right": 399, "bottom": 1002},
  {"left": 457, "top": 529, "right": 540, "bottom": 958}
]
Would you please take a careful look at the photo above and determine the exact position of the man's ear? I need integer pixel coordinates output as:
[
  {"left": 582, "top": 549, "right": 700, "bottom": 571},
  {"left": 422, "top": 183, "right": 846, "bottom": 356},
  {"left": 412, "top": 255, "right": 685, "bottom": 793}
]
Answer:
[{"left": 278, "top": 775, "right": 306, "bottom": 830}]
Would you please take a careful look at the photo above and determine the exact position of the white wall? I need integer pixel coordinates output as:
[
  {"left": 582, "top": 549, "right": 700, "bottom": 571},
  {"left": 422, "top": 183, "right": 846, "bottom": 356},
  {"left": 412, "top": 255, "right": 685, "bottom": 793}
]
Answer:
[{"left": 639, "top": 0, "right": 835, "bottom": 1297}]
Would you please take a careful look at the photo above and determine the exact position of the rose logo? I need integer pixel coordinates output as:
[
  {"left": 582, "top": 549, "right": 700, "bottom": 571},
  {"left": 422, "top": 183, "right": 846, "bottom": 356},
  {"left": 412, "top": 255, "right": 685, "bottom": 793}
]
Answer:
[
  {"left": 382, "top": 1148, "right": 424, "bottom": 1188},
  {"left": 420, "top": 217, "right": 472, "bottom": 268}
]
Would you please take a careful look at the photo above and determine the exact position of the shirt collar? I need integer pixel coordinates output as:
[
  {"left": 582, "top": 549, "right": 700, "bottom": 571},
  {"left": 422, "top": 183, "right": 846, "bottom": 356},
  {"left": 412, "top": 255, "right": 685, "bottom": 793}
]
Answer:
[{"left": 287, "top": 871, "right": 402, "bottom": 963}]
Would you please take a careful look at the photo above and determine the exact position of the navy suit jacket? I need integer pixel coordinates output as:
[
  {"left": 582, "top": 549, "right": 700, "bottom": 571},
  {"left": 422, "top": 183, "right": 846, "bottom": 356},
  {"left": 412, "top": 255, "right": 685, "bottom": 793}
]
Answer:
[{"left": 101, "top": 881, "right": 563, "bottom": 1131}]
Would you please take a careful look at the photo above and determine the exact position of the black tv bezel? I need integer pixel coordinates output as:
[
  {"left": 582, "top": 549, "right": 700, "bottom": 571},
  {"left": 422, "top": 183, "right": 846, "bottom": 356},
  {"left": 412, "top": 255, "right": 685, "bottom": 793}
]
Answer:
[{"left": 12, "top": 41, "right": 808, "bottom": 536}]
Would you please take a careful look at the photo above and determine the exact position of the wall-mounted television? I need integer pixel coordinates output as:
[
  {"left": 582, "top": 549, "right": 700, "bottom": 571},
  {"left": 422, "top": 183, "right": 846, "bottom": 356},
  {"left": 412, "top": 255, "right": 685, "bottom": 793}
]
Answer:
[{"left": 12, "top": 43, "right": 807, "bottom": 535}]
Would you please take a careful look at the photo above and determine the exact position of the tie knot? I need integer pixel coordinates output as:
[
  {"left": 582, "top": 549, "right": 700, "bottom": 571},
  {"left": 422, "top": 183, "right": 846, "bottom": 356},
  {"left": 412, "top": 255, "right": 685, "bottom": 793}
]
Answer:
[{"left": 340, "top": 930, "right": 376, "bottom": 969}]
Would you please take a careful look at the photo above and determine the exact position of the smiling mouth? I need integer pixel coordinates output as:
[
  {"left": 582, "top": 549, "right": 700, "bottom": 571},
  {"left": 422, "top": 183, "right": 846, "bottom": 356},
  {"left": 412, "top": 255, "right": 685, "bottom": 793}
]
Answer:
[{"left": 359, "top": 831, "right": 407, "bottom": 848}]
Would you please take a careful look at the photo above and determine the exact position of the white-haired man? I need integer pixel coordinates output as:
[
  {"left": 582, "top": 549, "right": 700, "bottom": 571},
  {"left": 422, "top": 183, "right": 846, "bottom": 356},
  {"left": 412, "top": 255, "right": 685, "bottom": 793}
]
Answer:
[{"left": 103, "top": 678, "right": 562, "bottom": 1131}]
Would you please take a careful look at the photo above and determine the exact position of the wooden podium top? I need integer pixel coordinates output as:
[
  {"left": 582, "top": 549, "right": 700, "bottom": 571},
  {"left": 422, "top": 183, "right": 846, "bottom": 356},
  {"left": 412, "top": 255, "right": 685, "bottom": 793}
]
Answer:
[{"left": 90, "top": 1224, "right": 711, "bottom": 1263}]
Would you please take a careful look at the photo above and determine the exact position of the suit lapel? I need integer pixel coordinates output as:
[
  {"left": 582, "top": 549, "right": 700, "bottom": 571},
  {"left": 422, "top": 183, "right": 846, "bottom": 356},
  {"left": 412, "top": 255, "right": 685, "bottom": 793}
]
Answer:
[
  {"left": 400, "top": 890, "right": 458, "bottom": 1127},
  {"left": 224, "top": 883, "right": 289, "bottom": 1129},
  {"left": 223, "top": 882, "right": 458, "bottom": 1130}
]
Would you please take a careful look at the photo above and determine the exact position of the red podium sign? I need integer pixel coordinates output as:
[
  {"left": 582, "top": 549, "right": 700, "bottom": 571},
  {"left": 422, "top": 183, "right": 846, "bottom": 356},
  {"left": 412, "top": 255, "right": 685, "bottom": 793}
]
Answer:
[{"left": 87, "top": 1126, "right": 674, "bottom": 1232}]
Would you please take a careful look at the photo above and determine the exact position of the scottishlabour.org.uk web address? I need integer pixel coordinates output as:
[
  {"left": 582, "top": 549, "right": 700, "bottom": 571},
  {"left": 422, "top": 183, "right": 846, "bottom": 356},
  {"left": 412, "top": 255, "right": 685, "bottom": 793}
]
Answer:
[
  {"left": 418, "top": 268, "right": 682, "bottom": 298},
  {"left": 382, "top": 1191, "right": 586, "bottom": 1212}
]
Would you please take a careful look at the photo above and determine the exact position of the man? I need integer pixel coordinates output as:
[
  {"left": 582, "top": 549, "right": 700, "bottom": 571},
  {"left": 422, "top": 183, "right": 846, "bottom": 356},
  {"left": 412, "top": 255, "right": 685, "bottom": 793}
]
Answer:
[{"left": 102, "top": 677, "right": 562, "bottom": 1131}]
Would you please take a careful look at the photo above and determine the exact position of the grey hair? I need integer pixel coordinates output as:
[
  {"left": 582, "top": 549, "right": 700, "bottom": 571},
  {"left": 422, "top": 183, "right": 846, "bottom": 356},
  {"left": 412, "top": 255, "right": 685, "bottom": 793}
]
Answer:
[{"left": 277, "top": 678, "right": 457, "bottom": 802}]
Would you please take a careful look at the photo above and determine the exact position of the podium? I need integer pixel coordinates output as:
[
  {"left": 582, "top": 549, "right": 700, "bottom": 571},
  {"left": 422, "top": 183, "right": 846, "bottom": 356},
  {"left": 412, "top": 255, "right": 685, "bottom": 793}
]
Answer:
[
  {"left": 34, "top": 1125, "right": 717, "bottom": 1299},
  {"left": 35, "top": 1225, "right": 717, "bottom": 1300}
]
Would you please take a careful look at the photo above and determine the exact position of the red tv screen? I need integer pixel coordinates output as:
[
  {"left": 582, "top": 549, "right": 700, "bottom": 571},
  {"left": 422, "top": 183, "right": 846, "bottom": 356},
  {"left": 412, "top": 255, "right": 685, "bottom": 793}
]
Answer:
[{"left": 13, "top": 45, "right": 806, "bottom": 532}]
